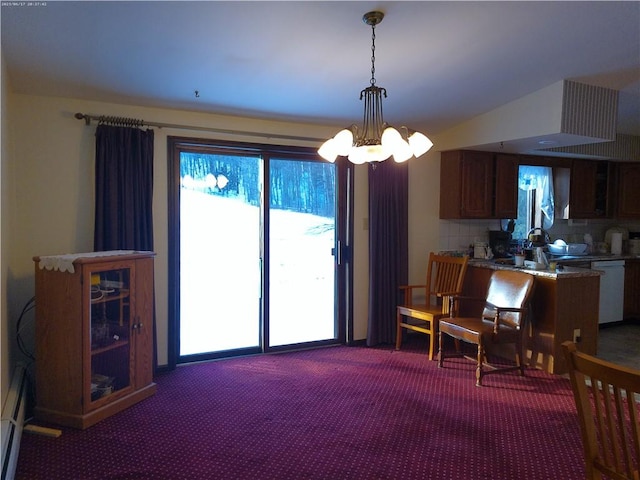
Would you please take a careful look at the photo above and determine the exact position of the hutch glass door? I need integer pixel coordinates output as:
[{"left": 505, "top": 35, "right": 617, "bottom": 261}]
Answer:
[{"left": 88, "top": 265, "right": 133, "bottom": 406}]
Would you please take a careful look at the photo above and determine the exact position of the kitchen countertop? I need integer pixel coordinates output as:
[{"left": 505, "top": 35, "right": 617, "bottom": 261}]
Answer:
[
  {"left": 468, "top": 253, "right": 639, "bottom": 278},
  {"left": 469, "top": 259, "right": 599, "bottom": 278}
]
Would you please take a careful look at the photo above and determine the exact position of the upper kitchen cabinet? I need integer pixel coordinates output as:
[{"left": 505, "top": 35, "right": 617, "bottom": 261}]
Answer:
[
  {"left": 440, "top": 150, "right": 517, "bottom": 219},
  {"left": 614, "top": 162, "right": 640, "bottom": 219},
  {"left": 494, "top": 154, "right": 519, "bottom": 218},
  {"left": 440, "top": 150, "right": 492, "bottom": 218},
  {"left": 569, "top": 159, "right": 612, "bottom": 219}
]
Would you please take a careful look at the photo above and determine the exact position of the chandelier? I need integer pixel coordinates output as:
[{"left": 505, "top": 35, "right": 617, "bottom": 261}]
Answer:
[{"left": 318, "top": 11, "right": 433, "bottom": 165}]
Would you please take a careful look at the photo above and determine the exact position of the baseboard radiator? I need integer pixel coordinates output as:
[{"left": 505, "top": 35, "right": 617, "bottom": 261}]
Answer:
[{"left": 1, "top": 365, "right": 28, "bottom": 480}]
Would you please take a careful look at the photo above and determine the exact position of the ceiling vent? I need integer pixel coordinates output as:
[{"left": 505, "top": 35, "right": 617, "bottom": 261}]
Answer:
[
  {"left": 541, "top": 81, "right": 640, "bottom": 161},
  {"left": 559, "top": 80, "right": 618, "bottom": 141}
]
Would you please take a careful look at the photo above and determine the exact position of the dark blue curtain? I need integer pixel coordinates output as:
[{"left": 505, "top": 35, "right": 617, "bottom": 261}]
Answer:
[
  {"left": 94, "top": 124, "right": 156, "bottom": 371},
  {"left": 367, "top": 161, "right": 409, "bottom": 346},
  {"left": 94, "top": 125, "right": 154, "bottom": 251}
]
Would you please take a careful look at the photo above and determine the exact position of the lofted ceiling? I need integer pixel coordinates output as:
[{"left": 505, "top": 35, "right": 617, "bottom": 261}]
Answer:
[{"left": 2, "top": 1, "right": 639, "bottom": 152}]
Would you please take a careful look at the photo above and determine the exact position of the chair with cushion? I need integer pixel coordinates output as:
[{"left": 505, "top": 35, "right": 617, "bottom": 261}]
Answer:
[
  {"left": 562, "top": 341, "right": 640, "bottom": 480},
  {"left": 396, "top": 253, "right": 468, "bottom": 360},
  {"left": 437, "top": 269, "right": 534, "bottom": 386}
]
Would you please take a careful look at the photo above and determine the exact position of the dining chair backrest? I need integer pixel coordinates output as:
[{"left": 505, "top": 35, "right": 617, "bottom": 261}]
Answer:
[
  {"left": 562, "top": 341, "right": 640, "bottom": 480},
  {"left": 423, "top": 253, "right": 468, "bottom": 310},
  {"left": 482, "top": 270, "right": 534, "bottom": 329}
]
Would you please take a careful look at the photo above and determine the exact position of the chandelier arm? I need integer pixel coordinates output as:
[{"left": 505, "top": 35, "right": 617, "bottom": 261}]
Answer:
[
  {"left": 360, "top": 88, "right": 371, "bottom": 145},
  {"left": 375, "top": 88, "right": 386, "bottom": 140}
]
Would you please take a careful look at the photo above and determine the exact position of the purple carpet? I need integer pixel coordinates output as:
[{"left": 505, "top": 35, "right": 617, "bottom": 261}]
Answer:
[{"left": 16, "top": 342, "right": 585, "bottom": 479}]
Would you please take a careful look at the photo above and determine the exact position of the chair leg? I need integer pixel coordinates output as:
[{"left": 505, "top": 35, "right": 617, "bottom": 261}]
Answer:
[
  {"left": 476, "top": 342, "right": 485, "bottom": 387},
  {"left": 395, "top": 311, "right": 402, "bottom": 350},
  {"left": 515, "top": 338, "right": 525, "bottom": 377},
  {"left": 428, "top": 326, "right": 436, "bottom": 361}
]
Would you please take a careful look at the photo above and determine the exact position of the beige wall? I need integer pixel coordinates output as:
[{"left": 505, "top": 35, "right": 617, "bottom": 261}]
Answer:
[
  {"left": 1, "top": 53, "right": 11, "bottom": 406},
  {"left": 0, "top": 90, "right": 444, "bottom": 402}
]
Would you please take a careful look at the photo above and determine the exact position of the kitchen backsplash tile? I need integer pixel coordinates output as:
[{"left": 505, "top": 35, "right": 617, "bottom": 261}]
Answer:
[{"left": 439, "top": 218, "right": 640, "bottom": 254}]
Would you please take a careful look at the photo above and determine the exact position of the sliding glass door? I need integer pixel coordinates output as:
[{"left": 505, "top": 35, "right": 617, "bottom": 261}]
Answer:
[
  {"left": 268, "top": 158, "right": 337, "bottom": 347},
  {"left": 179, "top": 152, "right": 262, "bottom": 355},
  {"left": 168, "top": 138, "right": 350, "bottom": 364}
]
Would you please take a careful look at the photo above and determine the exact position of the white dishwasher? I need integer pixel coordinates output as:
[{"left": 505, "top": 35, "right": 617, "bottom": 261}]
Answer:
[{"left": 591, "top": 260, "right": 625, "bottom": 324}]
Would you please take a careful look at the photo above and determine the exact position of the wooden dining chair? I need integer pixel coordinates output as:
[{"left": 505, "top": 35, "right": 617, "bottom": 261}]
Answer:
[
  {"left": 396, "top": 253, "right": 468, "bottom": 360},
  {"left": 562, "top": 341, "right": 640, "bottom": 480},
  {"left": 437, "top": 269, "right": 535, "bottom": 386}
]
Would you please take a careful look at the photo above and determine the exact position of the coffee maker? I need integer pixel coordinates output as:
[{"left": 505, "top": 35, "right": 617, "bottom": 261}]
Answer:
[{"left": 489, "top": 230, "right": 512, "bottom": 258}]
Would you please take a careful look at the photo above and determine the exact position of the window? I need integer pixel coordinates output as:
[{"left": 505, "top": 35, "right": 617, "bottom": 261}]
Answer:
[{"left": 514, "top": 165, "right": 555, "bottom": 240}]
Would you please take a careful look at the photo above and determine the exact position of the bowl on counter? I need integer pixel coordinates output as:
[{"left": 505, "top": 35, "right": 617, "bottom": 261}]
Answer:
[{"left": 547, "top": 240, "right": 588, "bottom": 256}]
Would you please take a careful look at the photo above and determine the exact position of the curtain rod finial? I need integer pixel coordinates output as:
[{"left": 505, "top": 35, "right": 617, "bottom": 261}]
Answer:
[{"left": 75, "top": 112, "right": 90, "bottom": 125}]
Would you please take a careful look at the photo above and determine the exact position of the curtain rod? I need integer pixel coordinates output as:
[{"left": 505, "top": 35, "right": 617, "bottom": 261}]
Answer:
[{"left": 74, "top": 112, "right": 325, "bottom": 143}]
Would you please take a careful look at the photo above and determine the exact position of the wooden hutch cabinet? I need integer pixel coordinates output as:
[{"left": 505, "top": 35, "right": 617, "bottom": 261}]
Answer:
[{"left": 33, "top": 251, "right": 156, "bottom": 429}]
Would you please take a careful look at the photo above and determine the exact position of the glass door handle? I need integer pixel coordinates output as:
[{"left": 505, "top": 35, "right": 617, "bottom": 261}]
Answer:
[{"left": 333, "top": 241, "right": 350, "bottom": 266}]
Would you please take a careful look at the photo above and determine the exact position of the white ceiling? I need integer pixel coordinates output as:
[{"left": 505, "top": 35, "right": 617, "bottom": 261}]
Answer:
[{"left": 2, "top": 1, "right": 639, "bottom": 142}]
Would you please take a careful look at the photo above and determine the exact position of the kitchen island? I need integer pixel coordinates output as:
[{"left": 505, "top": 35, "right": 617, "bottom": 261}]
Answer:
[{"left": 463, "top": 260, "right": 601, "bottom": 375}]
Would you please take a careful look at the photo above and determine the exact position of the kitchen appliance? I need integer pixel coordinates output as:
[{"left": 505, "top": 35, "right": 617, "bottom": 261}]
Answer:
[
  {"left": 489, "top": 230, "right": 511, "bottom": 258},
  {"left": 591, "top": 260, "right": 625, "bottom": 324},
  {"left": 604, "top": 227, "right": 629, "bottom": 253},
  {"left": 474, "top": 242, "right": 492, "bottom": 259},
  {"left": 526, "top": 227, "right": 551, "bottom": 247},
  {"left": 610, "top": 232, "right": 623, "bottom": 255}
]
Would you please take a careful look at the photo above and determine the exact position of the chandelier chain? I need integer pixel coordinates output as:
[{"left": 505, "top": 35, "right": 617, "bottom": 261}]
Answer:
[{"left": 370, "top": 24, "right": 376, "bottom": 86}]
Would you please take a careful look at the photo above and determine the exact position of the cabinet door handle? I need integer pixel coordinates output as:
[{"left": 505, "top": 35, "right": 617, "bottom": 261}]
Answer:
[{"left": 132, "top": 318, "right": 143, "bottom": 333}]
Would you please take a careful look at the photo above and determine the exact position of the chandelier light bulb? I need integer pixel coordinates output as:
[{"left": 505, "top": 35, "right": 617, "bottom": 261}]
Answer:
[
  {"left": 347, "top": 146, "right": 369, "bottom": 165},
  {"left": 408, "top": 131, "right": 433, "bottom": 157},
  {"left": 381, "top": 126, "right": 402, "bottom": 150},
  {"left": 333, "top": 128, "right": 354, "bottom": 156},
  {"left": 393, "top": 140, "right": 413, "bottom": 163},
  {"left": 318, "top": 138, "right": 339, "bottom": 163}
]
